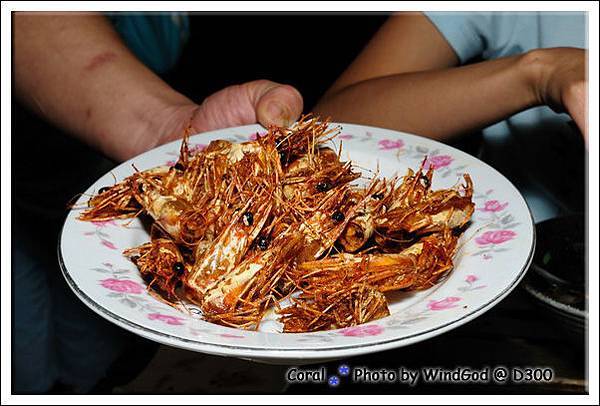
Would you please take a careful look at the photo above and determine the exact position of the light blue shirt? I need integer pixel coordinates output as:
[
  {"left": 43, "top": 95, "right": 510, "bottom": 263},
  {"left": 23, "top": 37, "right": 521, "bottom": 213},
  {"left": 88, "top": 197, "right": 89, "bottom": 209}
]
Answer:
[{"left": 424, "top": 11, "right": 587, "bottom": 222}]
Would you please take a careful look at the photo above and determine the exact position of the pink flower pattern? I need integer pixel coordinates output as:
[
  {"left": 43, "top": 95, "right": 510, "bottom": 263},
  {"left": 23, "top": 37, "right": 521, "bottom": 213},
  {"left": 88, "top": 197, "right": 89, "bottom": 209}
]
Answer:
[
  {"left": 92, "top": 220, "right": 116, "bottom": 227},
  {"left": 248, "top": 131, "right": 267, "bottom": 141},
  {"left": 425, "top": 154, "right": 453, "bottom": 169},
  {"left": 378, "top": 139, "right": 405, "bottom": 150},
  {"left": 189, "top": 143, "right": 207, "bottom": 153},
  {"left": 148, "top": 313, "right": 185, "bottom": 326},
  {"left": 85, "top": 220, "right": 119, "bottom": 249},
  {"left": 475, "top": 230, "right": 517, "bottom": 246},
  {"left": 461, "top": 274, "right": 487, "bottom": 291},
  {"left": 340, "top": 324, "right": 384, "bottom": 337},
  {"left": 101, "top": 240, "right": 117, "bottom": 250},
  {"left": 338, "top": 134, "right": 354, "bottom": 140},
  {"left": 220, "top": 333, "right": 245, "bottom": 339},
  {"left": 100, "top": 278, "right": 143, "bottom": 294},
  {"left": 427, "top": 297, "right": 461, "bottom": 310},
  {"left": 465, "top": 275, "right": 478, "bottom": 284},
  {"left": 478, "top": 200, "right": 509, "bottom": 212}
]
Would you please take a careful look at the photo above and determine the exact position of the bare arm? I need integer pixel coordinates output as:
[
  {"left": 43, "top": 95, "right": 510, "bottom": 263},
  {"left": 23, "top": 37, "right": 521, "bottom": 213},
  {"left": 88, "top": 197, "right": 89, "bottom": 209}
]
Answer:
[
  {"left": 14, "top": 13, "right": 303, "bottom": 162},
  {"left": 14, "top": 13, "right": 194, "bottom": 161},
  {"left": 314, "top": 12, "right": 587, "bottom": 141}
]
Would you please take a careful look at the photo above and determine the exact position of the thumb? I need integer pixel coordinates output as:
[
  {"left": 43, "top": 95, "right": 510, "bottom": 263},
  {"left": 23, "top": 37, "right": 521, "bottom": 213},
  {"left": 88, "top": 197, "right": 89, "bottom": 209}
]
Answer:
[
  {"left": 563, "top": 81, "right": 587, "bottom": 145},
  {"left": 251, "top": 80, "right": 304, "bottom": 127},
  {"left": 190, "top": 80, "right": 303, "bottom": 133}
]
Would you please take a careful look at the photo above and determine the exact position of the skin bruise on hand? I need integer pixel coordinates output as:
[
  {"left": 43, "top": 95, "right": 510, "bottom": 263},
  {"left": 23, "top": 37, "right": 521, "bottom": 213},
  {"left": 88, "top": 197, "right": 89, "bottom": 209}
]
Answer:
[{"left": 84, "top": 51, "right": 117, "bottom": 72}]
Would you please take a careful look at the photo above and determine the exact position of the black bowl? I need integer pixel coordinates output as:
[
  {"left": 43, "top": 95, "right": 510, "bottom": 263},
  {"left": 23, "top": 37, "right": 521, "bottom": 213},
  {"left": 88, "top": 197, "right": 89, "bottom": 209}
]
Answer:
[{"left": 523, "top": 214, "right": 587, "bottom": 339}]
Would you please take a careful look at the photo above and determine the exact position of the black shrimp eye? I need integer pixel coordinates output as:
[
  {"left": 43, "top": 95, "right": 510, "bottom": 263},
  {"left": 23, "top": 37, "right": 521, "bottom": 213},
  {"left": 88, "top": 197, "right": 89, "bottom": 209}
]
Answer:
[
  {"left": 173, "top": 262, "right": 185, "bottom": 275},
  {"left": 279, "top": 151, "right": 288, "bottom": 164},
  {"left": 256, "top": 235, "right": 270, "bottom": 250},
  {"left": 332, "top": 211, "right": 345, "bottom": 222},
  {"left": 419, "top": 175, "right": 431, "bottom": 188},
  {"left": 98, "top": 186, "right": 110, "bottom": 194},
  {"left": 242, "top": 211, "right": 254, "bottom": 227},
  {"left": 174, "top": 162, "right": 185, "bottom": 171},
  {"left": 137, "top": 183, "right": 144, "bottom": 193},
  {"left": 372, "top": 192, "right": 384, "bottom": 200},
  {"left": 316, "top": 181, "right": 332, "bottom": 193}
]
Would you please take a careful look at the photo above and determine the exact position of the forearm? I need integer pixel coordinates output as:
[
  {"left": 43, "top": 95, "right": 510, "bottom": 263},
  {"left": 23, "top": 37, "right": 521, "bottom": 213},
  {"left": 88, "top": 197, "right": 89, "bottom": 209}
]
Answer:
[
  {"left": 315, "top": 52, "right": 543, "bottom": 140},
  {"left": 14, "top": 12, "right": 194, "bottom": 161}
]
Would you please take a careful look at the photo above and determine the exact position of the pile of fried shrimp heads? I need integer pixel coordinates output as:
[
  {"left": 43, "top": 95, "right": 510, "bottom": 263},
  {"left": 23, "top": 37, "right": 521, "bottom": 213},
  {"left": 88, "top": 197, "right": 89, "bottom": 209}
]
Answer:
[{"left": 78, "top": 116, "right": 475, "bottom": 333}]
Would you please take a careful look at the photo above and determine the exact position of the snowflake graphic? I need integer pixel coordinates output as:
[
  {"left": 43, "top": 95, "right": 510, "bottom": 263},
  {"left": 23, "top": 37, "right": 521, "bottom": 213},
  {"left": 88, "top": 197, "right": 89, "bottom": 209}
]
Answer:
[
  {"left": 328, "top": 375, "right": 340, "bottom": 387},
  {"left": 338, "top": 364, "right": 350, "bottom": 376}
]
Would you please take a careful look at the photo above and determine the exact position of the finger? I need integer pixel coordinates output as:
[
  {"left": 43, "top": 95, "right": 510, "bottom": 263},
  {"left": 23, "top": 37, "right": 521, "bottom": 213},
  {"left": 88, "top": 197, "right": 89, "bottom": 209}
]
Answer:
[
  {"left": 190, "top": 84, "right": 257, "bottom": 133},
  {"left": 565, "top": 82, "right": 588, "bottom": 145},
  {"left": 190, "top": 80, "right": 303, "bottom": 133},
  {"left": 253, "top": 82, "right": 304, "bottom": 127},
  {"left": 575, "top": 97, "right": 587, "bottom": 146},
  {"left": 571, "top": 111, "right": 588, "bottom": 145}
]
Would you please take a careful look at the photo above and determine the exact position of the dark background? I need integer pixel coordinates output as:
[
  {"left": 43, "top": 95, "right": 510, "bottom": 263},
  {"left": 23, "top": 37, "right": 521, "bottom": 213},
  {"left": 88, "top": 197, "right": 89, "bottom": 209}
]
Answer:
[{"left": 164, "top": 13, "right": 389, "bottom": 110}]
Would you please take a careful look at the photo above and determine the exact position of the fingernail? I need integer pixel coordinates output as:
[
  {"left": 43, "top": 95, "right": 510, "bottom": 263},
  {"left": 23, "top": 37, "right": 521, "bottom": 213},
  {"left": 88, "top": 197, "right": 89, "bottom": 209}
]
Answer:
[{"left": 265, "top": 102, "right": 288, "bottom": 125}]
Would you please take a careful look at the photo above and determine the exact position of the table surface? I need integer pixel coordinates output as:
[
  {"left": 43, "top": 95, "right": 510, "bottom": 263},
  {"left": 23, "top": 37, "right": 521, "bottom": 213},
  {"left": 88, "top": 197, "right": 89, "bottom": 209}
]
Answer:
[{"left": 114, "top": 280, "right": 587, "bottom": 395}]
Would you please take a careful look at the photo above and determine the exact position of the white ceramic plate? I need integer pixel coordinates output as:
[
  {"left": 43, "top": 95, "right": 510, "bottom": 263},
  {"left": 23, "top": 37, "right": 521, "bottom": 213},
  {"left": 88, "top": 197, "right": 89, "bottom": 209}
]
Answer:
[{"left": 59, "top": 123, "right": 535, "bottom": 364}]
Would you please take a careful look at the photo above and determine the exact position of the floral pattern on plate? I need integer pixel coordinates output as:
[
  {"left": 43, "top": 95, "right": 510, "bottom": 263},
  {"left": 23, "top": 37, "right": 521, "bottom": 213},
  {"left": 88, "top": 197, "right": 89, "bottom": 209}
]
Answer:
[{"left": 60, "top": 122, "right": 534, "bottom": 362}]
